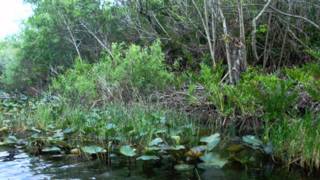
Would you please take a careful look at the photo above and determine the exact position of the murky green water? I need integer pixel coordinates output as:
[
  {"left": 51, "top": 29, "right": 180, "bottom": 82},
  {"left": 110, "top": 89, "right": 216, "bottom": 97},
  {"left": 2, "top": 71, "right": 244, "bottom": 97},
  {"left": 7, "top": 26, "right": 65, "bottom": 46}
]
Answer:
[{"left": 0, "top": 147, "right": 317, "bottom": 180}]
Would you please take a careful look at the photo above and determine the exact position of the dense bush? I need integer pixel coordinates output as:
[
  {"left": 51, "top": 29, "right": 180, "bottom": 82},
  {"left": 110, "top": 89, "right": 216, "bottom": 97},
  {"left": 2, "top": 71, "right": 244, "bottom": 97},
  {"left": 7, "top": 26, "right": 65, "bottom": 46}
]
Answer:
[
  {"left": 198, "top": 65, "right": 298, "bottom": 120},
  {"left": 51, "top": 41, "right": 173, "bottom": 104}
]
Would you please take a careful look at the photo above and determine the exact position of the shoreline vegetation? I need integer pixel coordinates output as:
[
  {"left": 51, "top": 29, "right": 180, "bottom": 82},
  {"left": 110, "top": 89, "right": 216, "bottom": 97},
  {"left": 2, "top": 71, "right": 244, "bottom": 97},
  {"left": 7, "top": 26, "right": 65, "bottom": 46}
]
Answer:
[
  {"left": 0, "top": 0, "right": 320, "bottom": 177},
  {"left": 1, "top": 41, "right": 320, "bottom": 173}
]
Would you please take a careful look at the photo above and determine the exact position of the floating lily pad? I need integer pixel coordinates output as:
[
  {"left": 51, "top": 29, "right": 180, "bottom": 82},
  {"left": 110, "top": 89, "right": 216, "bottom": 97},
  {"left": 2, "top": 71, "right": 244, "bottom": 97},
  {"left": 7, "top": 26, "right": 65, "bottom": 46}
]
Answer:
[
  {"left": 168, "top": 145, "right": 185, "bottom": 151},
  {"left": 149, "top": 138, "right": 163, "bottom": 146},
  {"left": 42, "top": 146, "right": 61, "bottom": 154},
  {"left": 174, "top": 164, "right": 194, "bottom": 171},
  {"left": 81, "top": 145, "right": 106, "bottom": 155},
  {"left": 200, "top": 133, "right": 220, "bottom": 151},
  {"left": 136, "top": 155, "right": 159, "bottom": 161},
  {"left": 6, "top": 135, "right": 18, "bottom": 144},
  {"left": 242, "top": 135, "right": 263, "bottom": 148},
  {"left": 120, "top": 145, "right": 136, "bottom": 157},
  {"left": 0, "top": 135, "right": 18, "bottom": 146},
  {"left": 199, "top": 153, "right": 227, "bottom": 169}
]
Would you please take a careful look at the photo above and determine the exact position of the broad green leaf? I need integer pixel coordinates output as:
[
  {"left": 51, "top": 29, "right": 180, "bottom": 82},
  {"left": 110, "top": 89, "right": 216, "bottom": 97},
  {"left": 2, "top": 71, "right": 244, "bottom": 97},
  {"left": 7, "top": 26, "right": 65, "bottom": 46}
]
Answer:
[
  {"left": 168, "top": 145, "right": 185, "bottom": 151},
  {"left": 242, "top": 135, "right": 263, "bottom": 148},
  {"left": 136, "top": 155, "right": 159, "bottom": 161},
  {"left": 200, "top": 133, "right": 220, "bottom": 151},
  {"left": 0, "top": 135, "right": 19, "bottom": 146},
  {"left": 149, "top": 138, "right": 163, "bottom": 146},
  {"left": 42, "top": 146, "right": 61, "bottom": 154},
  {"left": 120, "top": 145, "right": 136, "bottom": 157},
  {"left": 81, "top": 145, "right": 106, "bottom": 155},
  {"left": 199, "top": 153, "right": 227, "bottom": 169}
]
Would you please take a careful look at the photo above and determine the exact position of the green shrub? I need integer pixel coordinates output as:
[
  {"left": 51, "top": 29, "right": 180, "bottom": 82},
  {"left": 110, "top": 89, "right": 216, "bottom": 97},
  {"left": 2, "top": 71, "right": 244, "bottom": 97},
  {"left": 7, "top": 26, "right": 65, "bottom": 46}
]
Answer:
[
  {"left": 253, "top": 74, "right": 297, "bottom": 120},
  {"left": 199, "top": 65, "right": 298, "bottom": 119},
  {"left": 198, "top": 63, "right": 231, "bottom": 115},
  {"left": 286, "top": 63, "right": 320, "bottom": 101},
  {"left": 51, "top": 59, "right": 96, "bottom": 103},
  {"left": 97, "top": 40, "right": 174, "bottom": 94},
  {"left": 51, "top": 41, "right": 173, "bottom": 104}
]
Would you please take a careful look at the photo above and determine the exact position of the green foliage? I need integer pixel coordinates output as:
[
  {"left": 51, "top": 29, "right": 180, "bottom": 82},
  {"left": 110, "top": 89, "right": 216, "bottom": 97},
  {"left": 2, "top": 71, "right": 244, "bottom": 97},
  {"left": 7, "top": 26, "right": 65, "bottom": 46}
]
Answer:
[
  {"left": 285, "top": 63, "right": 320, "bottom": 101},
  {"left": 253, "top": 74, "right": 297, "bottom": 120},
  {"left": 99, "top": 40, "right": 173, "bottom": 94},
  {"left": 51, "top": 41, "right": 173, "bottom": 104},
  {"left": 269, "top": 114, "right": 320, "bottom": 168},
  {"left": 306, "top": 49, "right": 320, "bottom": 60},
  {"left": 198, "top": 63, "right": 229, "bottom": 115},
  {"left": 51, "top": 60, "right": 96, "bottom": 103},
  {"left": 23, "top": 99, "right": 198, "bottom": 148}
]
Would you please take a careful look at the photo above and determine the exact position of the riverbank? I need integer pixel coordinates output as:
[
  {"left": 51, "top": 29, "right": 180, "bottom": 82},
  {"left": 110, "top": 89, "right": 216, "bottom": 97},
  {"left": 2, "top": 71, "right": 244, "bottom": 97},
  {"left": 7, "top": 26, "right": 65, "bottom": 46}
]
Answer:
[{"left": 1, "top": 43, "right": 320, "bottom": 174}]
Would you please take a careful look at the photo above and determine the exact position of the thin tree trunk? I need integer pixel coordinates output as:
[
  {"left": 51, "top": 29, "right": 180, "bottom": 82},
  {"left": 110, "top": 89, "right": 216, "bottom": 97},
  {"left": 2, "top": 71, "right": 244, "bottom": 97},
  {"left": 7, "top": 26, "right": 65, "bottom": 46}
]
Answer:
[
  {"left": 80, "top": 22, "right": 114, "bottom": 61},
  {"left": 237, "top": 0, "right": 247, "bottom": 71},
  {"left": 211, "top": 0, "right": 216, "bottom": 69},
  {"left": 278, "top": 1, "right": 292, "bottom": 68},
  {"left": 192, "top": 0, "right": 216, "bottom": 67},
  {"left": 263, "top": 12, "right": 273, "bottom": 69},
  {"left": 252, "top": 0, "right": 272, "bottom": 62},
  {"left": 60, "top": 13, "right": 82, "bottom": 60},
  {"left": 217, "top": 0, "right": 233, "bottom": 84}
]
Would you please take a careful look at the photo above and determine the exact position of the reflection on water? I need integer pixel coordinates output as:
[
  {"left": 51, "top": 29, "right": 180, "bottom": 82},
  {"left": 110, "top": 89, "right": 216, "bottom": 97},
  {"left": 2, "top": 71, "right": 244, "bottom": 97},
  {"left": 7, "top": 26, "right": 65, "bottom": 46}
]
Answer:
[{"left": 0, "top": 147, "right": 317, "bottom": 180}]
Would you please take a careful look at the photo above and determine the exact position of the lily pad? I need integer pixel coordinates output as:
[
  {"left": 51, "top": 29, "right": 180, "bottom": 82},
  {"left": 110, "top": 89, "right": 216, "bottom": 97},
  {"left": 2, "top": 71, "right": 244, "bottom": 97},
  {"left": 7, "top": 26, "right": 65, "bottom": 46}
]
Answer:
[
  {"left": 0, "top": 135, "right": 18, "bottom": 146},
  {"left": 200, "top": 133, "right": 220, "bottom": 151},
  {"left": 120, "top": 145, "right": 136, "bottom": 157},
  {"left": 42, "top": 146, "right": 61, "bottom": 154},
  {"left": 174, "top": 164, "right": 194, "bottom": 171},
  {"left": 168, "top": 145, "right": 185, "bottom": 151},
  {"left": 136, "top": 155, "right": 160, "bottom": 161},
  {"left": 199, "top": 153, "right": 227, "bottom": 169},
  {"left": 81, "top": 145, "right": 106, "bottom": 155},
  {"left": 242, "top": 135, "right": 263, "bottom": 148},
  {"left": 149, "top": 138, "right": 163, "bottom": 146}
]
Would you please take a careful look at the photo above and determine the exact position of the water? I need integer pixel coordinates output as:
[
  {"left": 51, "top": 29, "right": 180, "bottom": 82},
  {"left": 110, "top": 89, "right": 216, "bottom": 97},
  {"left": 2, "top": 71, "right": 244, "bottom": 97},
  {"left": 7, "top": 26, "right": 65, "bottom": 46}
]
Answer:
[{"left": 0, "top": 147, "right": 317, "bottom": 180}]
